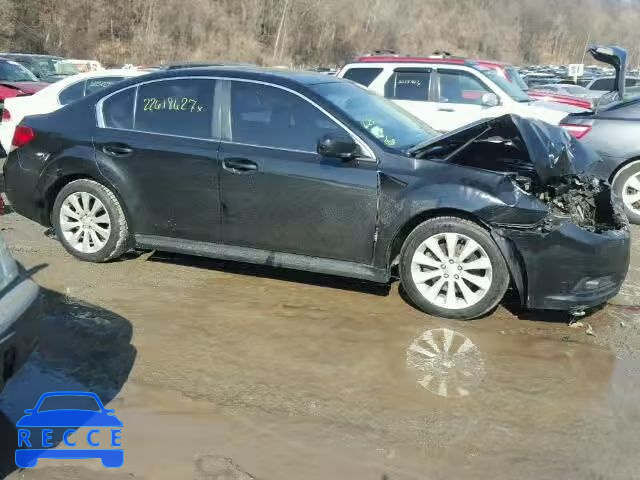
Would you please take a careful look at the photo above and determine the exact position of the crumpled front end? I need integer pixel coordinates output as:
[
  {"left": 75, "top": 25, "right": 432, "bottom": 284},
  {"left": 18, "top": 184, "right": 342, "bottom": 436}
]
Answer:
[
  {"left": 411, "top": 113, "right": 630, "bottom": 312},
  {"left": 498, "top": 174, "right": 630, "bottom": 312}
]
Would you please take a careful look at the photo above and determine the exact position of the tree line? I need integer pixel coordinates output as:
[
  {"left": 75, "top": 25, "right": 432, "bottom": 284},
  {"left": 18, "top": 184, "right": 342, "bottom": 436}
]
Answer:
[{"left": 1, "top": 0, "right": 639, "bottom": 67}]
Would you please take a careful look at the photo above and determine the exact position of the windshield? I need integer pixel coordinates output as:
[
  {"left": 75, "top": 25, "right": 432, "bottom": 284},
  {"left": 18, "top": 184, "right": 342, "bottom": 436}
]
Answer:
[
  {"left": 478, "top": 67, "right": 530, "bottom": 102},
  {"left": 505, "top": 66, "right": 529, "bottom": 91},
  {"left": 0, "top": 61, "right": 38, "bottom": 82},
  {"left": 309, "top": 82, "right": 439, "bottom": 151}
]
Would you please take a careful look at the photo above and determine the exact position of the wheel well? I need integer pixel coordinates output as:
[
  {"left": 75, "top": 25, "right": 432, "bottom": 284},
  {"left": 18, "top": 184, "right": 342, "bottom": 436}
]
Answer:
[
  {"left": 387, "top": 208, "right": 490, "bottom": 268},
  {"left": 44, "top": 175, "right": 130, "bottom": 228},
  {"left": 609, "top": 156, "right": 640, "bottom": 185}
]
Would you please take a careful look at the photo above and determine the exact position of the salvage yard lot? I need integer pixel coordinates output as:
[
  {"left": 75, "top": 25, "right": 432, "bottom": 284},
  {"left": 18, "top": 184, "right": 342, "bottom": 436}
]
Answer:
[{"left": 1, "top": 211, "right": 640, "bottom": 479}]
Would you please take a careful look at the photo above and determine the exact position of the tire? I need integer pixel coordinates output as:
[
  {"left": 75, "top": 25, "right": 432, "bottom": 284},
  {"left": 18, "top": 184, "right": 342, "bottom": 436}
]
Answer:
[
  {"left": 612, "top": 161, "right": 640, "bottom": 225},
  {"left": 52, "top": 179, "right": 129, "bottom": 262},
  {"left": 399, "top": 216, "right": 510, "bottom": 320}
]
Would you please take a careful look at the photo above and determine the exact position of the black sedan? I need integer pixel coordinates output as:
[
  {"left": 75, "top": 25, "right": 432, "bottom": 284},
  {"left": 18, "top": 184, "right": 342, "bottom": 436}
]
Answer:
[{"left": 2, "top": 67, "right": 630, "bottom": 319}]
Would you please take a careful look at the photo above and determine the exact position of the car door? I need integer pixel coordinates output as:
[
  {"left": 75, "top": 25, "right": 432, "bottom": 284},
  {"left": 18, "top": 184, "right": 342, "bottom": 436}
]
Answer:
[
  {"left": 217, "top": 79, "right": 379, "bottom": 264},
  {"left": 381, "top": 68, "right": 441, "bottom": 129},
  {"left": 94, "top": 77, "right": 222, "bottom": 242},
  {"left": 430, "top": 68, "right": 502, "bottom": 131}
]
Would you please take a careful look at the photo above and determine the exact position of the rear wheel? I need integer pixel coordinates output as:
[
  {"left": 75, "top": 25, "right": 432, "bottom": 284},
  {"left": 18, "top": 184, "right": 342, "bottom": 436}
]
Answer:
[
  {"left": 399, "top": 216, "right": 510, "bottom": 320},
  {"left": 612, "top": 161, "right": 640, "bottom": 224},
  {"left": 53, "top": 179, "right": 129, "bottom": 262}
]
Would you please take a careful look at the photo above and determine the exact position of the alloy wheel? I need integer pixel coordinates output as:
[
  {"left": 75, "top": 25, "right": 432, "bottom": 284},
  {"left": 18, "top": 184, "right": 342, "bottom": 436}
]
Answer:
[
  {"left": 622, "top": 172, "right": 640, "bottom": 216},
  {"left": 59, "top": 192, "right": 112, "bottom": 254},
  {"left": 410, "top": 232, "right": 493, "bottom": 310}
]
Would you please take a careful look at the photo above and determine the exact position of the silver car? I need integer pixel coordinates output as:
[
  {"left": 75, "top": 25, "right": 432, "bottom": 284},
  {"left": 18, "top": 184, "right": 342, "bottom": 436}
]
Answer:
[{"left": 0, "top": 234, "right": 39, "bottom": 392}]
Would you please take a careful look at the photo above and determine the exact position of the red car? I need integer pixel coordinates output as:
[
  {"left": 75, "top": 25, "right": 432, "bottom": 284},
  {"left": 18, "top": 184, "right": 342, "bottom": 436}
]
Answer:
[{"left": 0, "top": 58, "right": 48, "bottom": 101}]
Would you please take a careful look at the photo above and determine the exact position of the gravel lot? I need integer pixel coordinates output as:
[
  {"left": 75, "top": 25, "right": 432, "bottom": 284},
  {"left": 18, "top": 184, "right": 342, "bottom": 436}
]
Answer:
[{"left": 1, "top": 208, "right": 639, "bottom": 479}]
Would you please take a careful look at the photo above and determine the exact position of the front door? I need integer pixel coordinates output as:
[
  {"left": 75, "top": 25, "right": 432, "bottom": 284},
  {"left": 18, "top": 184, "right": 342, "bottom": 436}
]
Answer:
[
  {"left": 94, "top": 77, "right": 221, "bottom": 242},
  {"left": 429, "top": 69, "right": 502, "bottom": 132},
  {"left": 218, "top": 80, "right": 379, "bottom": 264}
]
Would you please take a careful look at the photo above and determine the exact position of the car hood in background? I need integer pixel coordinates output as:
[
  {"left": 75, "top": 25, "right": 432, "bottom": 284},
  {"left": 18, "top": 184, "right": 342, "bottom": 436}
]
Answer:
[{"left": 409, "top": 114, "right": 599, "bottom": 184}]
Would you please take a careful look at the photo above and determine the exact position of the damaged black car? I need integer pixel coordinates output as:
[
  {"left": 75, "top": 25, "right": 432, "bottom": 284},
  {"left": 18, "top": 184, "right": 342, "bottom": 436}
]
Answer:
[{"left": 3, "top": 68, "right": 630, "bottom": 319}]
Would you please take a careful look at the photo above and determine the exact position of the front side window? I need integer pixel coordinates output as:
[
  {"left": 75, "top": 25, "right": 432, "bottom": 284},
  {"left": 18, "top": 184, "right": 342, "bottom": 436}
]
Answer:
[
  {"left": 230, "top": 81, "right": 343, "bottom": 152},
  {"left": 342, "top": 68, "right": 383, "bottom": 87},
  {"left": 384, "top": 70, "right": 431, "bottom": 101},
  {"left": 134, "top": 78, "right": 215, "bottom": 138},
  {"left": 310, "top": 81, "right": 439, "bottom": 151},
  {"left": 437, "top": 70, "right": 493, "bottom": 105},
  {"left": 59, "top": 81, "right": 86, "bottom": 105}
]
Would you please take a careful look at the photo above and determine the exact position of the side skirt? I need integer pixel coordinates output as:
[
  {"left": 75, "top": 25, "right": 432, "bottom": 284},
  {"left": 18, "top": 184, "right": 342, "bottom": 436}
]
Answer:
[{"left": 134, "top": 235, "right": 390, "bottom": 283}]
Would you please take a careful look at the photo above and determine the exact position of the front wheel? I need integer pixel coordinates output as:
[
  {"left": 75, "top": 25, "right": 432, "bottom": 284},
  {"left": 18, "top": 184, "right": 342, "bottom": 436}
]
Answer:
[
  {"left": 612, "top": 161, "right": 640, "bottom": 225},
  {"left": 399, "top": 216, "right": 510, "bottom": 320},
  {"left": 53, "top": 179, "right": 130, "bottom": 262}
]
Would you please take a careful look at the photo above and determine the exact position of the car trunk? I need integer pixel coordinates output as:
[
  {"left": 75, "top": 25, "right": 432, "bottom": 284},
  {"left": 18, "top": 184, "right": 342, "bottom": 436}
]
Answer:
[{"left": 410, "top": 114, "right": 626, "bottom": 232}]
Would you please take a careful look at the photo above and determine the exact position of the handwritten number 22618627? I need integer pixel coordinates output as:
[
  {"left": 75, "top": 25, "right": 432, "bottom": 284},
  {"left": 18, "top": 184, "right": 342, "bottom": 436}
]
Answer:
[{"left": 143, "top": 97, "right": 204, "bottom": 113}]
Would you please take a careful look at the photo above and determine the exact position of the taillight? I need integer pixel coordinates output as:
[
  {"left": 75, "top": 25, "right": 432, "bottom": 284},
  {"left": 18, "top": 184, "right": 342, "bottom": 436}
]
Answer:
[
  {"left": 1, "top": 107, "right": 9, "bottom": 122},
  {"left": 11, "top": 125, "right": 35, "bottom": 151},
  {"left": 560, "top": 124, "right": 592, "bottom": 139}
]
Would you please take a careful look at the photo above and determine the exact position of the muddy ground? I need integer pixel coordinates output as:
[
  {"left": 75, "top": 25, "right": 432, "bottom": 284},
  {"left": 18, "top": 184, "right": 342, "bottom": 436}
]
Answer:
[{"left": 1, "top": 210, "right": 639, "bottom": 480}]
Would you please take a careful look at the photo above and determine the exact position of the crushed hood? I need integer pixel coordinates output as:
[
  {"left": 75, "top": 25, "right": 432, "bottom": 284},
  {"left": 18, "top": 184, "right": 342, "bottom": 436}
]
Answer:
[
  {"left": 410, "top": 114, "right": 599, "bottom": 185},
  {"left": 588, "top": 45, "right": 627, "bottom": 99}
]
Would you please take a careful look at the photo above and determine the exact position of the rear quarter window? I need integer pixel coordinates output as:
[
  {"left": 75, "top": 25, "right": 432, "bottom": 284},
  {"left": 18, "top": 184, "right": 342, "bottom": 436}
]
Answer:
[
  {"left": 342, "top": 68, "right": 383, "bottom": 87},
  {"left": 102, "top": 88, "right": 135, "bottom": 129}
]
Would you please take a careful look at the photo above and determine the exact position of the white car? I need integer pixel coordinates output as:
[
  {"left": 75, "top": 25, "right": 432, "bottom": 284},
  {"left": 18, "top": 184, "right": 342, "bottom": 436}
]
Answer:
[
  {"left": 337, "top": 56, "right": 569, "bottom": 132},
  {"left": 0, "top": 69, "right": 144, "bottom": 152}
]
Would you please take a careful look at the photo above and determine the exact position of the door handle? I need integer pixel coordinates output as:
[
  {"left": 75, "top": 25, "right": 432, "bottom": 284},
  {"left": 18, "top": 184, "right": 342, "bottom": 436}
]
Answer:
[
  {"left": 437, "top": 108, "right": 456, "bottom": 112},
  {"left": 102, "top": 144, "right": 133, "bottom": 157},
  {"left": 223, "top": 158, "right": 258, "bottom": 174}
]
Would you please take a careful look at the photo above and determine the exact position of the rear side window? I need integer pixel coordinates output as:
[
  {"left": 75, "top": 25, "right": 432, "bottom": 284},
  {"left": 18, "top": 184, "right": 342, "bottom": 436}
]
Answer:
[
  {"left": 85, "top": 77, "right": 125, "bottom": 96},
  {"left": 626, "top": 78, "right": 640, "bottom": 87},
  {"left": 102, "top": 88, "right": 135, "bottom": 129},
  {"left": 59, "top": 81, "right": 86, "bottom": 105},
  {"left": 590, "top": 78, "right": 614, "bottom": 91},
  {"left": 342, "top": 68, "right": 383, "bottom": 87},
  {"left": 134, "top": 79, "right": 215, "bottom": 138},
  {"left": 384, "top": 70, "right": 431, "bottom": 101}
]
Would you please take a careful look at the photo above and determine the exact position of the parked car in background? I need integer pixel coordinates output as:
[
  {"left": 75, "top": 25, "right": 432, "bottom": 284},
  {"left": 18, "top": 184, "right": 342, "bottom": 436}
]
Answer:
[
  {"left": 0, "top": 69, "right": 145, "bottom": 152},
  {"left": 0, "top": 58, "right": 48, "bottom": 96},
  {"left": 3, "top": 67, "right": 630, "bottom": 319},
  {"left": 560, "top": 45, "right": 640, "bottom": 223},
  {"left": 0, "top": 53, "right": 80, "bottom": 83},
  {"left": 66, "top": 59, "right": 104, "bottom": 72},
  {"left": 338, "top": 55, "right": 569, "bottom": 132},
  {"left": 0, "top": 234, "right": 40, "bottom": 392},
  {"left": 562, "top": 97, "right": 640, "bottom": 224}
]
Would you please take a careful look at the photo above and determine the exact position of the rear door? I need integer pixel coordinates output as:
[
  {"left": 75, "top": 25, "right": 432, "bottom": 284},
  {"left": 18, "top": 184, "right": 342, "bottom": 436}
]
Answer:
[
  {"left": 94, "top": 77, "right": 222, "bottom": 242},
  {"left": 217, "top": 79, "right": 379, "bottom": 264},
  {"left": 380, "top": 68, "right": 440, "bottom": 128}
]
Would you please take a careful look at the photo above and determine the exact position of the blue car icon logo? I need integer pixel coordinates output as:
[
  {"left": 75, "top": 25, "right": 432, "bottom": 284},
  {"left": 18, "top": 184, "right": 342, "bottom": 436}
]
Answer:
[{"left": 15, "top": 391, "right": 123, "bottom": 468}]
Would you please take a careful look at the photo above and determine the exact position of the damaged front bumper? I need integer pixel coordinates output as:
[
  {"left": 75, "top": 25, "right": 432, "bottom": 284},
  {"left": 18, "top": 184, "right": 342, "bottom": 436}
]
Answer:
[{"left": 495, "top": 219, "right": 630, "bottom": 312}]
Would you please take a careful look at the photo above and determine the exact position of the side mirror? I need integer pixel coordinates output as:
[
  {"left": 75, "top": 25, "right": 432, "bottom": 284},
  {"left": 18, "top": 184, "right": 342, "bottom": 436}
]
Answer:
[
  {"left": 481, "top": 93, "right": 499, "bottom": 107},
  {"left": 317, "top": 132, "right": 360, "bottom": 160}
]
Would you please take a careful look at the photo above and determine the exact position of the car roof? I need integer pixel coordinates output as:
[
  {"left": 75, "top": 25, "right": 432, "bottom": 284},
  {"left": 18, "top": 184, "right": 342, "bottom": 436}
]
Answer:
[
  {"left": 351, "top": 55, "right": 511, "bottom": 68},
  {"left": 135, "top": 66, "right": 341, "bottom": 86}
]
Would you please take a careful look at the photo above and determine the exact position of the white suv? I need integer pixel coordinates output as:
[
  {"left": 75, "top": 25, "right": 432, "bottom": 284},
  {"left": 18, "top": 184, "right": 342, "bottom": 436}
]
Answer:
[{"left": 338, "top": 55, "right": 569, "bottom": 132}]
